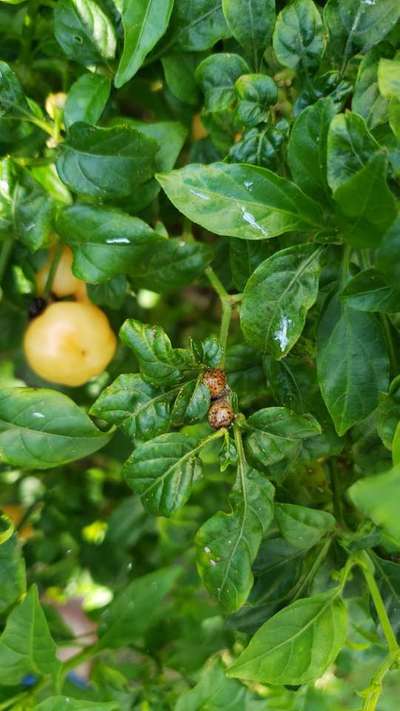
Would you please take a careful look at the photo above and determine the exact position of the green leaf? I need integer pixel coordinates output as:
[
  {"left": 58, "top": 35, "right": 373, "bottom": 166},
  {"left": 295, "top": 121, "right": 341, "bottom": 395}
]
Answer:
[
  {"left": 222, "top": 0, "right": 275, "bottom": 69},
  {"left": 98, "top": 566, "right": 181, "bottom": 648},
  {"left": 157, "top": 162, "right": 323, "bottom": 240},
  {"left": 324, "top": 0, "right": 400, "bottom": 62},
  {"left": 171, "top": 379, "right": 211, "bottom": 426},
  {"left": 349, "top": 465, "right": 400, "bottom": 541},
  {"left": 273, "top": 0, "right": 324, "bottom": 71},
  {"left": 0, "top": 585, "right": 61, "bottom": 686},
  {"left": 342, "top": 268, "right": 400, "bottom": 313},
  {"left": 196, "top": 53, "right": 250, "bottom": 113},
  {"left": 13, "top": 169, "right": 54, "bottom": 251},
  {"left": 169, "top": 0, "right": 231, "bottom": 52},
  {"left": 56, "top": 203, "right": 157, "bottom": 283},
  {"left": 115, "top": 0, "right": 174, "bottom": 88},
  {"left": 352, "top": 48, "right": 389, "bottom": 129},
  {"left": 378, "top": 58, "right": 400, "bottom": 99},
  {"left": 228, "top": 589, "right": 347, "bottom": 684},
  {"left": 0, "top": 518, "right": 26, "bottom": 614},
  {"left": 241, "top": 244, "right": 322, "bottom": 358},
  {"left": 287, "top": 97, "right": 336, "bottom": 201},
  {"left": 377, "top": 216, "right": 400, "bottom": 289},
  {"left": 275, "top": 503, "right": 335, "bottom": 551},
  {"left": 327, "top": 112, "right": 379, "bottom": 193},
  {"left": 229, "top": 239, "right": 272, "bottom": 292},
  {"left": 317, "top": 296, "right": 389, "bottom": 436},
  {"left": 56, "top": 123, "right": 158, "bottom": 199},
  {"left": 120, "top": 319, "right": 195, "bottom": 386},
  {"left": 196, "top": 467, "right": 274, "bottom": 612},
  {"left": 36, "top": 699, "right": 118, "bottom": 711},
  {"left": 91, "top": 374, "right": 173, "bottom": 441},
  {"left": 0, "top": 387, "right": 112, "bottom": 469},
  {"left": 116, "top": 119, "right": 187, "bottom": 212},
  {"left": 0, "top": 61, "right": 34, "bottom": 121},
  {"left": 87, "top": 275, "right": 128, "bottom": 309},
  {"left": 128, "top": 237, "right": 213, "bottom": 293},
  {"left": 64, "top": 73, "right": 111, "bottom": 128},
  {"left": 235, "top": 74, "right": 278, "bottom": 127},
  {"left": 333, "top": 152, "right": 397, "bottom": 248},
  {"left": 122, "top": 432, "right": 204, "bottom": 515},
  {"left": 245, "top": 407, "right": 321, "bottom": 470},
  {"left": 161, "top": 52, "right": 200, "bottom": 106},
  {"left": 54, "top": 0, "right": 117, "bottom": 66},
  {"left": 175, "top": 658, "right": 261, "bottom": 711}
]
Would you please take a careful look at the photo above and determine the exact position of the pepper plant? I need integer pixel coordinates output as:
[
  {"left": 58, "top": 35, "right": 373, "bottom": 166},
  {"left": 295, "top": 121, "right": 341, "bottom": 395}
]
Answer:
[{"left": 1, "top": 0, "right": 400, "bottom": 709}]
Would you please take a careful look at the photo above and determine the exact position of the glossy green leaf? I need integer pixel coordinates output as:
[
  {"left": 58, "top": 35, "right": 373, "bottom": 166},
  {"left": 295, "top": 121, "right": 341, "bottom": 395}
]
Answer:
[
  {"left": 161, "top": 52, "right": 200, "bottom": 106},
  {"left": 64, "top": 73, "right": 111, "bottom": 128},
  {"left": 275, "top": 503, "right": 335, "bottom": 551},
  {"left": 87, "top": 275, "right": 128, "bottom": 309},
  {"left": 122, "top": 432, "right": 204, "bottom": 515},
  {"left": 120, "top": 319, "right": 195, "bottom": 386},
  {"left": 91, "top": 373, "right": 173, "bottom": 441},
  {"left": 56, "top": 203, "right": 157, "bottom": 283},
  {"left": 327, "top": 112, "right": 379, "bottom": 193},
  {"left": 0, "top": 387, "right": 111, "bottom": 469},
  {"left": 352, "top": 48, "right": 389, "bottom": 129},
  {"left": 169, "top": 0, "right": 231, "bottom": 52},
  {"left": 0, "top": 518, "right": 26, "bottom": 614},
  {"left": 324, "top": 0, "right": 400, "bottom": 62},
  {"left": 245, "top": 407, "right": 321, "bottom": 470},
  {"left": 54, "top": 0, "right": 117, "bottom": 66},
  {"left": 115, "top": 0, "right": 174, "bottom": 88},
  {"left": 196, "top": 53, "right": 249, "bottom": 113},
  {"left": 228, "top": 589, "right": 347, "bottom": 684},
  {"left": 317, "top": 296, "right": 389, "bottom": 436},
  {"left": 98, "top": 566, "right": 181, "bottom": 648},
  {"left": 0, "top": 586, "right": 61, "bottom": 685},
  {"left": 222, "top": 0, "right": 275, "bottom": 68},
  {"left": 171, "top": 379, "right": 210, "bottom": 426},
  {"left": 229, "top": 239, "right": 272, "bottom": 292},
  {"left": 333, "top": 152, "right": 397, "bottom": 247},
  {"left": 377, "top": 216, "right": 400, "bottom": 289},
  {"left": 287, "top": 97, "right": 336, "bottom": 201},
  {"left": 241, "top": 244, "right": 322, "bottom": 357},
  {"left": 175, "top": 658, "right": 261, "bottom": 711},
  {"left": 0, "top": 61, "right": 33, "bottom": 121},
  {"left": 235, "top": 74, "right": 278, "bottom": 127},
  {"left": 349, "top": 465, "right": 400, "bottom": 541},
  {"left": 128, "top": 237, "right": 213, "bottom": 293},
  {"left": 56, "top": 123, "right": 157, "bottom": 199},
  {"left": 378, "top": 58, "right": 400, "bottom": 99},
  {"left": 196, "top": 467, "right": 274, "bottom": 612},
  {"left": 37, "top": 699, "right": 118, "bottom": 711},
  {"left": 342, "top": 269, "right": 400, "bottom": 313},
  {"left": 273, "top": 0, "right": 324, "bottom": 71},
  {"left": 14, "top": 169, "right": 54, "bottom": 251},
  {"left": 157, "top": 162, "right": 323, "bottom": 240}
]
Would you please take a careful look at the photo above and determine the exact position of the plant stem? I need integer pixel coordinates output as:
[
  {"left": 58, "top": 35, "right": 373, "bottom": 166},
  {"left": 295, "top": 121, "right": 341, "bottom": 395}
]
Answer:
[
  {"left": 0, "top": 236, "right": 13, "bottom": 284},
  {"left": 292, "top": 537, "right": 332, "bottom": 601},
  {"left": 43, "top": 240, "right": 63, "bottom": 298},
  {"left": 358, "top": 552, "right": 398, "bottom": 656},
  {"left": 361, "top": 649, "right": 400, "bottom": 711},
  {"left": 62, "top": 641, "right": 100, "bottom": 674},
  {"left": 341, "top": 244, "right": 352, "bottom": 288},
  {"left": 205, "top": 267, "right": 241, "bottom": 367}
]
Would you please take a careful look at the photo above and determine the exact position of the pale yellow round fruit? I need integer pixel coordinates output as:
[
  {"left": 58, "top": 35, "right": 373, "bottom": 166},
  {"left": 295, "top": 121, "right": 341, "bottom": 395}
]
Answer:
[
  {"left": 24, "top": 301, "right": 117, "bottom": 387},
  {"left": 36, "top": 246, "right": 84, "bottom": 298}
]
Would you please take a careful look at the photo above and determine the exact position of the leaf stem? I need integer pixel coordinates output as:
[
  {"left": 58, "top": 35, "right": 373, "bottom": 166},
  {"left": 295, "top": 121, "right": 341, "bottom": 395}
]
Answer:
[
  {"left": 43, "top": 240, "right": 63, "bottom": 298},
  {"left": 292, "top": 537, "right": 332, "bottom": 601},
  {"left": 357, "top": 551, "right": 399, "bottom": 656},
  {"left": 361, "top": 649, "right": 400, "bottom": 711},
  {"left": 0, "top": 236, "right": 14, "bottom": 284},
  {"left": 205, "top": 267, "right": 242, "bottom": 367}
]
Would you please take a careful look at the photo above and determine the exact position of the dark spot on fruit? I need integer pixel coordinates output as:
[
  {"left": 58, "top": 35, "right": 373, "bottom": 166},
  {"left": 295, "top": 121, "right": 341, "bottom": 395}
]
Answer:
[
  {"left": 202, "top": 368, "right": 226, "bottom": 399},
  {"left": 208, "top": 399, "right": 234, "bottom": 429}
]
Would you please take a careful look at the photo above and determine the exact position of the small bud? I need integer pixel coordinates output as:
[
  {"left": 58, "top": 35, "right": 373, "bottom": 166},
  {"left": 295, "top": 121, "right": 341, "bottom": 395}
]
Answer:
[
  {"left": 202, "top": 368, "right": 226, "bottom": 399},
  {"left": 208, "top": 399, "right": 235, "bottom": 430}
]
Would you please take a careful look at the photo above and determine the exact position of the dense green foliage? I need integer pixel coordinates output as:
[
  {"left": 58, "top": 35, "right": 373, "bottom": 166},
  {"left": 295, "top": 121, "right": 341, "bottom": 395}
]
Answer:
[{"left": 0, "top": 0, "right": 400, "bottom": 708}]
